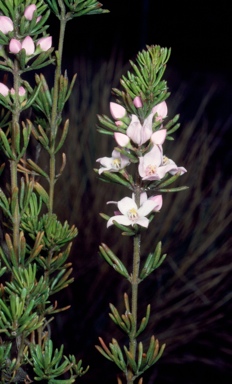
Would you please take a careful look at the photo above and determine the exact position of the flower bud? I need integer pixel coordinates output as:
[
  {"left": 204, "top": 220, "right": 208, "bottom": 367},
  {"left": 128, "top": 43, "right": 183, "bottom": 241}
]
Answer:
[
  {"left": 110, "top": 102, "right": 126, "bottom": 119},
  {"left": 0, "top": 82, "right": 9, "bottom": 96},
  {"left": 0, "top": 16, "right": 14, "bottom": 34},
  {"left": 9, "top": 39, "right": 22, "bottom": 54},
  {"left": 36, "top": 36, "right": 52, "bottom": 51},
  {"left": 133, "top": 96, "right": 143, "bottom": 108},
  {"left": 24, "top": 4, "right": 37, "bottom": 20},
  {"left": 22, "top": 36, "right": 35, "bottom": 55},
  {"left": 10, "top": 86, "right": 26, "bottom": 97}
]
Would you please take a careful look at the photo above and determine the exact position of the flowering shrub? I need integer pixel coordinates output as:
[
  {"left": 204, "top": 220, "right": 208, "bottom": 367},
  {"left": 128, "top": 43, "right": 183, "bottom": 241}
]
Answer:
[
  {"left": 0, "top": 0, "right": 108, "bottom": 382},
  {"left": 96, "top": 45, "right": 188, "bottom": 383}
]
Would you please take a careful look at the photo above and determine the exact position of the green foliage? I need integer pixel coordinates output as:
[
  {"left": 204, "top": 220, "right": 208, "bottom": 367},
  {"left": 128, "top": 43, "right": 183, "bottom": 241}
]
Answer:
[
  {"left": 0, "top": 0, "right": 107, "bottom": 381},
  {"left": 30, "top": 339, "right": 88, "bottom": 382},
  {"left": 113, "top": 45, "right": 170, "bottom": 118},
  {"left": 45, "top": 0, "right": 109, "bottom": 19}
]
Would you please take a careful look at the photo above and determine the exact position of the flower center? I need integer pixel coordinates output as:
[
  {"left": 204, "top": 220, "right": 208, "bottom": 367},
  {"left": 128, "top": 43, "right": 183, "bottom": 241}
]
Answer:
[
  {"left": 145, "top": 164, "right": 157, "bottom": 176},
  {"left": 128, "top": 208, "right": 138, "bottom": 221},
  {"left": 112, "top": 158, "right": 121, "bottom": 169}
]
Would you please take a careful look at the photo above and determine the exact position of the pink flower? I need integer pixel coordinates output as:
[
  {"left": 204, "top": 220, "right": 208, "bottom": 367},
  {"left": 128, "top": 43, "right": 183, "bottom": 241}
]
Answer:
[
  {"left": 9, "top": 39, "right": 22, "bottom": 54},
  {"left": 152, "top": 101, "right": 168, "bottom": 121},
  {"left": 107, "top": 196, "right": 158, "bottom": 228},
  {"left": 0, "top": 16, "right": 13, "bottom": 34},
  {"left": 0, "top": 83, "right": 9, "bottom": 96},
  {"left": 96, "top": 149, "right": 130, "bottom": 174},
  {"left": 133, "top": 96, "right": 143, "bottom": 108},
  {"left": 36, "top": 36, "right": 52, "bottom": 51},
  {"left": 22, "top": 36, "right": 35, "bottom": 55},
  {"left": 24, "top": 4, "right": 37, "bottom": 20},
  {"left": 138, "top": 145, "right": 176, "bottom": 181}
]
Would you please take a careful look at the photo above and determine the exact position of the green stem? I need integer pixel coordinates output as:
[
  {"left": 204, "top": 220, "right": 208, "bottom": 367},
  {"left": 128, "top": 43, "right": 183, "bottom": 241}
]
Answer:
[
  {"left": 11, "top": 60, "right": 21, "bottom": 262},
  {"left": 128, "top": 188, "right": 141, "bottom": 384},
  {"left": 49, "top": 0, "right": 67, "bottom": 214}
]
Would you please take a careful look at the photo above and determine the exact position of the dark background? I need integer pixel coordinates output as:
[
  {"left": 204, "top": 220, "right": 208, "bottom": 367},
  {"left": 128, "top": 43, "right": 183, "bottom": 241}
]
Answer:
[
  {"left": 47, "top": 1, "right": 232, "bottom": 384},
  {"left": 62, "top": 0, "right": 232, "bottom": 75}
]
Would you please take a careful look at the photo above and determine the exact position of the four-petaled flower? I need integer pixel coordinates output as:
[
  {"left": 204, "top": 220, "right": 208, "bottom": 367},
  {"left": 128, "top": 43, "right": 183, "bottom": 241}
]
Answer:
[
  {"left": 107, "top": 196, "right": 160, "bottom": 228},
  {"left": 138, "top": 145, "right": 185, "bottom": 180},
  {"left": 97, "top": 149, "right": 130, "bottom": 174}
]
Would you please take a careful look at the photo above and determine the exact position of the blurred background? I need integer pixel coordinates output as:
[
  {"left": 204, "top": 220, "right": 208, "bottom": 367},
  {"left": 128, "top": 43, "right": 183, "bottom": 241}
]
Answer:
[{"left": 46, "top": 1, "right": 232, "bottom": 383}]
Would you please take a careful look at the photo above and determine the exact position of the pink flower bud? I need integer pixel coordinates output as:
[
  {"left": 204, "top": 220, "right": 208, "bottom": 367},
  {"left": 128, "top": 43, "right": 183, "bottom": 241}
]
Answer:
[
  {"left": 0, "top": 82, "right": 9, "bottom": 96},
  {"left": 114, "top": 132, "right": 130, "bottom": 147},
  {"left": 22, "top": 36, "right": 35, "bottom": 55},
  {"left": 110, "top": 102, "right": 126, "bottom": 119},
  {"left": 133, "top": 96, "right": 143, "bottom": 108},
  {"left": 9, "top": 38, "right": 22, "bottom": 54},
  {"left": 19, "top": 86, "right": 26, "bottom": 96},
  {"left": 10, "top": 86, "right": 26, "bottom": 97},
  {"left": 36, "top": 36, "right": 52, "bottom": 51},
  {"left": 0, "top": 16, "right": 14, "bottom": 34},
  {"left": 115, "top": 121, "right": 123, "bottom": 126},
  {"left": 24, "top": 4, "right": 37, "bottom": 20}
]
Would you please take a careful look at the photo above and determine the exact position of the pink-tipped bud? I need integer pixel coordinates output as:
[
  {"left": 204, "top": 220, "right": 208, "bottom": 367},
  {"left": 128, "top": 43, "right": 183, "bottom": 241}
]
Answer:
[
  {"left": 9, "top": 38, "right": 22, "bottom": 54},
  {"left": 0, "top": 16, "right": 14, "bottom": 34},
  {"left": 22, "top": 36, "right": 35, "bottom": 55},
  {"left": 0, "top": 82, "right": 9, "bottom": 96},
  {"left": 110, "top": 102, "right": 126, "bottom": 119},
  {"left": 36, "top": 36, "right": 52, "bottom": 51},
  {"left": 133, "top": 96, "right": 143, "bottom": 108},
  {"left": 24, "top": 4, "right": 37, "bottom": 20}
]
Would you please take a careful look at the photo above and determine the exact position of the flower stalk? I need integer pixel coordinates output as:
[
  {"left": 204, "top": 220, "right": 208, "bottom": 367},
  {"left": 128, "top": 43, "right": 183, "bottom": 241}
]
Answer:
[{"left": 96, "top": 45, "right": 188, "bottom": 383}]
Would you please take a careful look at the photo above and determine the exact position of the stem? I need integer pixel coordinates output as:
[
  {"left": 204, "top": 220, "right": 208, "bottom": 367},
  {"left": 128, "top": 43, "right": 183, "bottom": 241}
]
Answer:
[
  {"left": 11, "top": 60, "right": 21, "bottom": 262},
  {"left": 49, "top": 0, "right": 67, "bottom": 214},
  {"left": 128, "top": 187, "right": 141, "bottom": 384}
]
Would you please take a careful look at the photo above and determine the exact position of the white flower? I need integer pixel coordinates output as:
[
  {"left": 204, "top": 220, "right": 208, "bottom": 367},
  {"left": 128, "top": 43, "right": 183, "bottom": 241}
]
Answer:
[
  {"left": 96, "top": 149, "right": 130, "bottom": 174},
  {"left": 107, "top": 196, "right": 159, "bottom": 228}
]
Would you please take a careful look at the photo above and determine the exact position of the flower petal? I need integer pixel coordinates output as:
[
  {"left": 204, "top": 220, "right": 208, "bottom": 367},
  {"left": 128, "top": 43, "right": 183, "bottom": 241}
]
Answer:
[
  {"left": 152, "top": 101, "right": 168, "bottom": 120},
  {"left": 138, "top": 200, "right": 158, "bottom": 216},
  {"left": 136, "top": 217, "right": 150, "bottom": 228},
  {"left": 107, "top": 215, "right": 131, "bottom": 227},
  {"left": 118, "top": 197, "right": 137, "bottom": 215},
  {"left": 151, "top": 129, "right": 167, "bottom": 145}
]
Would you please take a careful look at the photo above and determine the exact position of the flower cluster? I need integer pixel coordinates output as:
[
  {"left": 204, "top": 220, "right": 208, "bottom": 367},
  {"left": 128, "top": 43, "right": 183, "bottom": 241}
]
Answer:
[
  {"left": 97, "top": 98, "right": 187, "bottom": 228},
  {"left": 0, "top": 82, "right": 26, "bottom": 97},
  {"left": 0, "top": 5, "right": 52, "bottom": 56}
]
